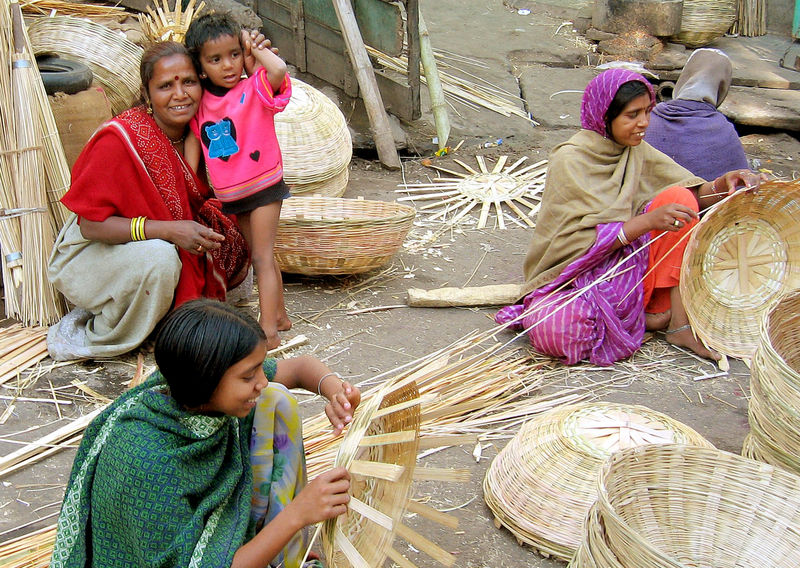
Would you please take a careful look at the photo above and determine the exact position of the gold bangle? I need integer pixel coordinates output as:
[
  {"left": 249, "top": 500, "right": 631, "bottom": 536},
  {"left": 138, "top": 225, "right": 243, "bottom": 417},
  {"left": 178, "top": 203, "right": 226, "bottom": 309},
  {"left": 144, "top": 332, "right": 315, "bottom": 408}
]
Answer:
[
  {"left": 130, "top": 217, "right": 138, "bottom": 241},
  {"left": 131, "top": 216, "right": 148, "bottom": 241},
  {"left": 138, "top": 216, "right": 147, "bottom": 240}
]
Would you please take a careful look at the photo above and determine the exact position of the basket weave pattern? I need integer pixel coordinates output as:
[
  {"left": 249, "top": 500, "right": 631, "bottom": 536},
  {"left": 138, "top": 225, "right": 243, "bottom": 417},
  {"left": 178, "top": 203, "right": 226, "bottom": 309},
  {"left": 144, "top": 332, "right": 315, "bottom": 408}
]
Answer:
[
  {"left": 680, "top": 180, "right": 800, "bottom": 359},
  {"left": 28, "top": 16, "right": 142, "bottom": 115},
  {"left": 275, "top": 197, "right": 415, "bottom": 275},
  {"left": 275, "top": 78, "right": 352, "bottom": 197},
  {"left": 571, "top": 444, "right": 800, "bottom": 568},
  {"left": 743, "top": 291, "right": 800, "bottom": 475},
  {"left": 483, "top": 403, "right": 711, "bottom": 560},
  {"left": 672, "top": 0, "right": 737, "bottom": 47}
]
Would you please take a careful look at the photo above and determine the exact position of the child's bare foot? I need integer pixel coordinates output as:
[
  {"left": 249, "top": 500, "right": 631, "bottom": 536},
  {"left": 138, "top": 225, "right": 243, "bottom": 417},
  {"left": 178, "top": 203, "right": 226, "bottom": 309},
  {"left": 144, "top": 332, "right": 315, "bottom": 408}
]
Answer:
[
  {"left": 277, "top": 315, "right": 292, "bottom": 331},
  {"left": 665, "top": 324, "right": 720, "bottom": 361},
  {"left": 645, "top": 310, "right": 670, "bottom": 331},
  {"left": 265, "top": 332, "right": 281, "bottom": 351}
]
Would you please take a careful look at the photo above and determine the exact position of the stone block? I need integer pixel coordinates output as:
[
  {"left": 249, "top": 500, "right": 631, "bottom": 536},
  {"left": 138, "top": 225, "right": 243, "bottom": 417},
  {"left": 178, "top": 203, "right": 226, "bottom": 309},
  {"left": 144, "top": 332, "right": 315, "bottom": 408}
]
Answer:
[{"left": 593, "top": 0, "right": 683, "bottom": 37}]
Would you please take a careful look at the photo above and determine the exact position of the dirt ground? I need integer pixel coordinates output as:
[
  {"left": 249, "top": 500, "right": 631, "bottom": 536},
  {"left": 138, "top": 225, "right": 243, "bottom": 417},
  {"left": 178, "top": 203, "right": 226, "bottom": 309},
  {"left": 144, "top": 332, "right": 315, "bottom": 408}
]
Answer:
[{"left": 3, "top": 0, "right": 800, "bottom": 566}]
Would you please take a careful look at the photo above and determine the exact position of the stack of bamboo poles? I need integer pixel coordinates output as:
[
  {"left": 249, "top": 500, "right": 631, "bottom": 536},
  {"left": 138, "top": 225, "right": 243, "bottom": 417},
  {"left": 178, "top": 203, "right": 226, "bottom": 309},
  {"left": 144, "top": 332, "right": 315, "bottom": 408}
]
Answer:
[
  {"left": 0, "top": 0, "right": 69, "bottom": 326},
  {"left": 21, "top": 0, "right": 127, "bottom": 18},
  {"left": 731, "top": 0, "right": 766, "bottom": 36}
]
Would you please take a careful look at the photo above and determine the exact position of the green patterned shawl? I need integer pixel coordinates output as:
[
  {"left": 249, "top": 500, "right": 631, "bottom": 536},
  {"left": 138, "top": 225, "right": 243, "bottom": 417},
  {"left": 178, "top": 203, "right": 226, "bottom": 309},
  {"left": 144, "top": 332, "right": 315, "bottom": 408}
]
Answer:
[{"left": 50, "top": 363, "right": 277, "bottom": 568}]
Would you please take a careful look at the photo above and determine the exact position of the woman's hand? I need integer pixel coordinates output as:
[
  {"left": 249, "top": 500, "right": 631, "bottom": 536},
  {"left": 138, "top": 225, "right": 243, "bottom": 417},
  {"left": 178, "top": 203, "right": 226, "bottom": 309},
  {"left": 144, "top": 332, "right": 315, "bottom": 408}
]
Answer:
[
  {"left": 289, "top": 467, "right": 351, "bottom": 526},
  {"left": 159, "top": 220, "right": 224, "bottom": 254},
  {"left": 715, "top": 169, "right": 768, "bottom": 195},
  {"left": 643, "top": 203, "right": 698, "bottom": 232},
  {"left": 325, "top": 381, "right": 361, "bottom": 435}
]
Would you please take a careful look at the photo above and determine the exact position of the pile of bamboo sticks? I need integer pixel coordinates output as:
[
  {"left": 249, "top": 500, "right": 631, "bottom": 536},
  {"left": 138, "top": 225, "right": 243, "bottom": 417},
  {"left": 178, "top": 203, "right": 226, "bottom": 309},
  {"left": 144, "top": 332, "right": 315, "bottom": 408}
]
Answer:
[
  {"left": 731, "top": 0, "right": 766, "bottom": 36},
  {"left": 0, "top": 324, "right": 48, "bottom": 386},
  {"left": 0, "top": 0, "right": 69, "bottom": 326}
]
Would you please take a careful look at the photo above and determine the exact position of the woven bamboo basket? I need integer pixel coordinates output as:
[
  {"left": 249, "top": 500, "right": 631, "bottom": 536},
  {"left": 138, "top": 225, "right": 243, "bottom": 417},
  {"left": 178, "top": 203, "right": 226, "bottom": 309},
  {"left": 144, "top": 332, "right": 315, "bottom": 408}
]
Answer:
[
  {"left": 680, "top": 180, "right": 800, "bottom": 359},
  {"left": 275, "top": 197, "right": 415, "bottom": 275},
  {"left": 322, "top": 380, "right": 420, "bottom": 568},
  {"left": 672, "top": 0, "right": 737, "bottom": 47},
  {"left": 572, "top": 444, "right": 800, "bottom": 568},
  {"left": 743, "top": 290, "right": 800, "bottom": 475},
  {"left": 28, "top": 16, "right": 142, "bottom": 115},
  {"left": 483, "top": 402, "right": 712, "bottom": 561},
  {"left": 276, "top": 78, "right": 352, "bottom": 197}
]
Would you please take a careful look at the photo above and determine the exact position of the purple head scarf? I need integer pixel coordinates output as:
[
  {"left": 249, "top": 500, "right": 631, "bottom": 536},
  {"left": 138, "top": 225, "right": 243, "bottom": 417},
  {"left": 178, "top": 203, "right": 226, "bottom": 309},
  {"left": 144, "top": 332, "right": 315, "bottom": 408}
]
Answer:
[{"left": 581, "top": 69, "right": 655, "bottom": 138}]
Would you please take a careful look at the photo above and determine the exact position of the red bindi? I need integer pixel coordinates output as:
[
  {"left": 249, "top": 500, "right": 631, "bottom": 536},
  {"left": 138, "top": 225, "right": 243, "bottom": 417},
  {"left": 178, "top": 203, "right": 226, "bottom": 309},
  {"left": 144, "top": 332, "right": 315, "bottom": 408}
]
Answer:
[{"left": 175, "top": 75, "right": 180, "bottom": 81}]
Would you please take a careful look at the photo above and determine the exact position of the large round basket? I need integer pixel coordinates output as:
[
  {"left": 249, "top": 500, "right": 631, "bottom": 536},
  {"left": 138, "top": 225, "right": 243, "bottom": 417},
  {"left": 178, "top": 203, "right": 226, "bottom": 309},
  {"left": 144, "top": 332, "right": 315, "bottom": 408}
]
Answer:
[
  {"left": 571, "top": 444, "right": 800, "bottom": 568},
  {"left": 275, "top": 78, "right": 352, "bottom": 197},
  {"left": 671, "top": 0, "right": 737, "bottom": 48},
  {"left": 28, "top": 16, "right": 142, "bottom": 115},
  {"left": 679, "top": 180, "right": 800, "bottom": 359},
  {"left": 482, "top": 402, "right": 712, "bottom": 561},
  {"left": 275, "top": 197, "right": 415, "bottom": 275},
  {"left": 743, "top": 290, "right": 800, "bottom": 475}
]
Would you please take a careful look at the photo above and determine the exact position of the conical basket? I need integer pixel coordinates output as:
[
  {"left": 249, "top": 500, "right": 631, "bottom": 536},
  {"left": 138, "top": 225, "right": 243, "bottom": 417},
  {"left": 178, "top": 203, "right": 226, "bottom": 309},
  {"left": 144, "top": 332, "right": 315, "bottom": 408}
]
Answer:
[
  {"left": 483, "top": 402, "right": 712, "bottom": 561},
  {"left": 571, "top": 444, "right": 800, "bottom": 568},
  {"left": 275, "top": 78, "right": 352, "bottom": 197},
  {"left": 680, "top": 180, "right": 800, "bottom": 359}
]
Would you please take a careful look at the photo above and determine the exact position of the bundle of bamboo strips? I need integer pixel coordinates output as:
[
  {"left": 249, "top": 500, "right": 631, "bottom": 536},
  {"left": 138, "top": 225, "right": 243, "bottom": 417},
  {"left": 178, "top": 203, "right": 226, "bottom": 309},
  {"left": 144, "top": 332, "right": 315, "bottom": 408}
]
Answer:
[
  {"left": 0, "top": 525, "right": 57, "bottom": 567},
  {"left": 0, "top": 324, "right": 48, "bottom": 385},
  {"left": 8, "top": 0, "right": 67, "bottom": 326},
  {"left": 731, "top": 0, "right": 766, "bottom": 36},
  {"left": 139, "top": 0, "right": 205, "bottom": 44},
  {"left": 21, "top": 0, "right": 126, "bottom": 18},
  {"left": 367, "top": 45, "right": 537, "bottom": 125},
  {"left": 0, "top": 0, "right": 24, "bottom": 318}
]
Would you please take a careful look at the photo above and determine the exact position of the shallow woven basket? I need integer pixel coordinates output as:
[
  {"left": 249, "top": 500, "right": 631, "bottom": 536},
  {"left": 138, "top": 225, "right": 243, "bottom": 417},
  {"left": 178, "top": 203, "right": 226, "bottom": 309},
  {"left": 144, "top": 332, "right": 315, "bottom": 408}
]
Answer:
[
  {"left": 680, "top": 180, "right": 800, "bottom": 359},
  {"left": 743, "top": 290, "right": 800, "bottom": 475},
  {"left": 571, "top": 444, "right": 800, "bottom": 568},
  {"left": 483, "top": 402, "right": 712, "bottom": 561},
  {"left": 276, "top": 78, "right": 352, "bottom": 197},
  {"left": 275, "top": 197, "right": 415, "bottom": 275},
  {"left": 28, "top": 16, "right": 142, "bottom": 115},
  {"left": 672, "top": 0, "right": 737, "bottom": 48},
  {"left": 322, "top": 381, "right": 420, "bottom": 568}
]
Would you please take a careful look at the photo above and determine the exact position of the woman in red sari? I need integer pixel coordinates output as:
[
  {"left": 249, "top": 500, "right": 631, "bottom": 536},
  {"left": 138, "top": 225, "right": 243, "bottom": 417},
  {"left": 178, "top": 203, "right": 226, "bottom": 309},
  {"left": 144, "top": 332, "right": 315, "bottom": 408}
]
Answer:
[{"left": 47, "top": 42, "right": 250, "bottom": 361}]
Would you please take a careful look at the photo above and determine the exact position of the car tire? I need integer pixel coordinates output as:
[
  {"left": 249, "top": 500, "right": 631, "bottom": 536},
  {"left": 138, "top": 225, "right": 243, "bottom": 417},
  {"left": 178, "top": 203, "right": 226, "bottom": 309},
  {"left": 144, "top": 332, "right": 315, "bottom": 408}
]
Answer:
[{"left": 36, "top": 55, "right": 93, "bottom": 96}]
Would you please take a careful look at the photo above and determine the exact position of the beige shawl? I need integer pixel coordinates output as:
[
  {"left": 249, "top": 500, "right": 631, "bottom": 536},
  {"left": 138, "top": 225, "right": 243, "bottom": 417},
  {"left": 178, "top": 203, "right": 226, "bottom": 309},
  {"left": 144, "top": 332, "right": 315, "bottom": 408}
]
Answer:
[{"left": 521, "top": 130, "right": 704, "bottom": 296}]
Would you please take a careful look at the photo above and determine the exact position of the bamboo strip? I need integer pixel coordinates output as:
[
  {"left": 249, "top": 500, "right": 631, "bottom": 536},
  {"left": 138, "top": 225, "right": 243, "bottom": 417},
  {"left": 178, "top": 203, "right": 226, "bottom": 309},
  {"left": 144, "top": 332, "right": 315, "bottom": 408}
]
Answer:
[
  {"left": 348, "top": 496, "right": 393, "bottom": 530},
  {"left": 334, "top": 527, "right": 371, "bottom": 568},
  {"left": 396, "top": 523, "right": 456, "bottom": 567},
  {"left": 348, "top": 459, "right": 405, "bottom": 481},
  {"left": 387, "top": 547, "right": 419, "bottom": 568},
  {"left": 412, "top": 467, "right": 471, "bottom": 483},
  {"left": 406, "top": 499, "right": 459, "bottom": 529},
  {"left": 358, "top": 430, "right": 417, "bottom": 447},
  {"left": 416, "top": 434, "right": 478, "bottom": 449},
  {"left": 371, "top": 395, "right": 428, "bottom": 419}
]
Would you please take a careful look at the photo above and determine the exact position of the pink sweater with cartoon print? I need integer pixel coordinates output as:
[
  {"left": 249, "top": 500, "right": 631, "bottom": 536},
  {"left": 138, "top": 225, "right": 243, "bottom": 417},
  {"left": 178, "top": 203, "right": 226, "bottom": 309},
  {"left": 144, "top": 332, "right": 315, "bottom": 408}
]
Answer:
[{"left": 190, "top": 68, "right": 291, "bottom": 204}]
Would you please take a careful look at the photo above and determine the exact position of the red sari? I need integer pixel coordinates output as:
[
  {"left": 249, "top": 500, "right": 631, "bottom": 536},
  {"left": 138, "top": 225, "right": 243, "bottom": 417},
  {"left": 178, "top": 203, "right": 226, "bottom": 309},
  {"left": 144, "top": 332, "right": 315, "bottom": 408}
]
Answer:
[{"left": 62, "top": 106, "right": 249, "bottom": 305}]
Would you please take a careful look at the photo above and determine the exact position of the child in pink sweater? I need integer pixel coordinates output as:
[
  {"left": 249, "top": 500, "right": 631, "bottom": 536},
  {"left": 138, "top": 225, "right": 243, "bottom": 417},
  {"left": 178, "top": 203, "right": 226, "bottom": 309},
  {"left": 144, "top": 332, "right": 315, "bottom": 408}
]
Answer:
[{"left": 185, "top": 13, "right": 292, "bottom": 349}]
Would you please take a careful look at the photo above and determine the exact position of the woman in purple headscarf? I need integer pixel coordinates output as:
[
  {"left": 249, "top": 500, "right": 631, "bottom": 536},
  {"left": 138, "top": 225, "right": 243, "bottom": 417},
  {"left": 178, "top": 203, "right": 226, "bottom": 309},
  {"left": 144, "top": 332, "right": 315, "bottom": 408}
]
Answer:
[{"left": 495, "top": 69, "right": 761, "bottom": 365}]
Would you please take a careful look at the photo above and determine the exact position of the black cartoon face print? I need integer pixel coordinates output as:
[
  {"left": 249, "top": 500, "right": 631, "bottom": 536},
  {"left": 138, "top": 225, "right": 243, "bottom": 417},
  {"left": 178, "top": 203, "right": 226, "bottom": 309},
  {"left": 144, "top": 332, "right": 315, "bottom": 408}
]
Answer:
[{"left": 201, "top": 117, "right": 239, "bottom": 162}]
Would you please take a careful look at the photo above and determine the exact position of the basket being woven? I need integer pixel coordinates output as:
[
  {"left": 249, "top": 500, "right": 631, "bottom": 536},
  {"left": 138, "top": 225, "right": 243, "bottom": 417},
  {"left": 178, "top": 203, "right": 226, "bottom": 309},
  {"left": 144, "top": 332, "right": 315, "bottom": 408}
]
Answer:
[
  {"left": 680, "top": 180, "right": 800, "bottom": 359},
  {"left": 571, "top": 444, "right": 800, "bottom": 568},
  {"left": 28, "top": 16, "right": 142, "bottom": 115},
  {"left": 483, "top": 402, "right": 712, "bottom": 561},
  {"left": 672, "top": 0, "right": 737, "bottom": 47},
  {"left": 275, "top": 78, "right": 352, "bottom": 197},
  {"left": 743, "top": 290, "right": 800, "bottom": 475},
  {"left": 275, "top": 197, "right": 415, "bottom": 275}
]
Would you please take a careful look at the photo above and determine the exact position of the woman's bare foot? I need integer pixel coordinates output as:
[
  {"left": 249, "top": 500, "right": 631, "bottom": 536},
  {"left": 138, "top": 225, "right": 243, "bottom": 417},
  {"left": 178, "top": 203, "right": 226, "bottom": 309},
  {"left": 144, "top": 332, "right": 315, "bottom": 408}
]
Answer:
[
  {"left": 264, "top": 331, "right": 281, "bottom": 351},
  {"left": 645, "top": 310, "right": 671, "bottom": 331},
  {"left": 665, "top": 325, "right": 720, "bottom": 361}
]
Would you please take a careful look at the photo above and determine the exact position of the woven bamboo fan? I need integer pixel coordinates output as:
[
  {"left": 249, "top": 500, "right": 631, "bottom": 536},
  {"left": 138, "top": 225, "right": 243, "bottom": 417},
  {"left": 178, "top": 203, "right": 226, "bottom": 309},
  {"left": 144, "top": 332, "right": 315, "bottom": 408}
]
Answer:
[
  {"left": 320, "top": 377, "right": 465, "bottom": 568},
  {"left": 276, "top": 78, "right": 352, "bottom": 197},
  {"left": 680, "top": 180, "right": 800, "bottom": 359},
  {"left": 483, "top": 402, "right": 712, "bottom": 561},
  {"left": 27, "top": 16, "right": 142, "bottom": 115},
  {"left": 672, "top": 0, "right": 737, "bottom": 47},
  {"left": 275, "top": 197, "right": 415, "bottom": 275},
  {"left": 743, "top": 290, "right": 800, "bottom": 476},
  {"left": 571, "top": 444, "right": 800, "bottom": 568}
]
